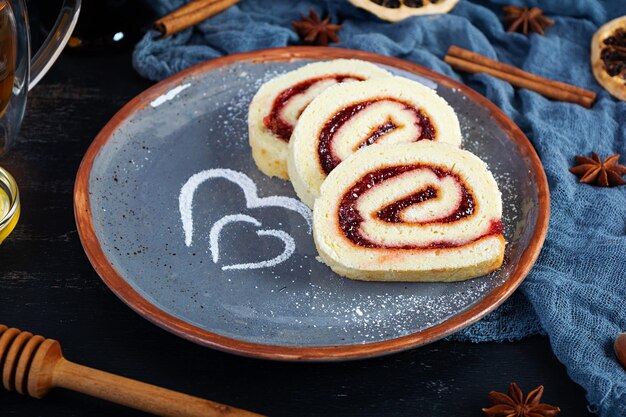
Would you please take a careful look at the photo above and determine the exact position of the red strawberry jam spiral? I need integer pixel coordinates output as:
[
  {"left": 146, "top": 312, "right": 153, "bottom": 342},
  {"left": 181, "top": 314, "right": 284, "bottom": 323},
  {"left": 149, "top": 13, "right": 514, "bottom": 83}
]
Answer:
[
  {"left": 338, "top": 164, "right": 502, "bottom": 249},
  {"left": 263, "top": 75, "right": 365, "bottom": 142},
  {"left": 317, "top": 98, "right": 435, "bottom": 174}
]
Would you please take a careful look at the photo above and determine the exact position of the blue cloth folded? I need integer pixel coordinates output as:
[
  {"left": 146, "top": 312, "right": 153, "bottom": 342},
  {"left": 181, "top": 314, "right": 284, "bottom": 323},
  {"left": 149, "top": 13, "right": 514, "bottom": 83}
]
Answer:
[{"left": 133, "top": 1, "right": 626, "bottom": 414}]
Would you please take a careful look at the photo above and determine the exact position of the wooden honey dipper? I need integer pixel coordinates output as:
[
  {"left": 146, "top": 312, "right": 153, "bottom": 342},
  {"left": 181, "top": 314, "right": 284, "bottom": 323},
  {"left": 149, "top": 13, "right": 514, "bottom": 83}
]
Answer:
[{"left": 0, "top": 324, "right": 266, "bottom": 417}]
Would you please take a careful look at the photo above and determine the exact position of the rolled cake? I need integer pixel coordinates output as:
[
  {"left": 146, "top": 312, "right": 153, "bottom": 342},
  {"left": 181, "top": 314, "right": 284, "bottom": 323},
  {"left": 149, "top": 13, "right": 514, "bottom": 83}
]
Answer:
[
  {"left": 313, "top": 141, "right": 505, "bottom": 282},
  {"left": 248, "top": 59, "right": 391, "bottom": 179},
  {"left": 288, "top": 76, "right": 462, "bottom": 207}
]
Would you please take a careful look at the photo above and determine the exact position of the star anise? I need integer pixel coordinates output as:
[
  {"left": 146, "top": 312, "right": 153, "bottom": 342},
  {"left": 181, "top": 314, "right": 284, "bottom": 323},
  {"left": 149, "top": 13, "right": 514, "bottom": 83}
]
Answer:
[
  {"left": 570, "top": 152, "right": 626, "bottom": 187},
  {"left": 292, "top": 8, "right": 341, "bottom": 46},
  {"left": 503, "top": 6, "right": 554, "bottom": 36},
  {"left": 483, "top": 383, "right": 560, "bottom": 417}
]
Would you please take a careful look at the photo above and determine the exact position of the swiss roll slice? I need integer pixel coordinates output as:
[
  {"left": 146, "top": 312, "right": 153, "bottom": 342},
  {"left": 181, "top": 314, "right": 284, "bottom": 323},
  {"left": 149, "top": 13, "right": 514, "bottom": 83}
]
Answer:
[{"left": 313, "top": 141, "right": 505, "bottom": 282}]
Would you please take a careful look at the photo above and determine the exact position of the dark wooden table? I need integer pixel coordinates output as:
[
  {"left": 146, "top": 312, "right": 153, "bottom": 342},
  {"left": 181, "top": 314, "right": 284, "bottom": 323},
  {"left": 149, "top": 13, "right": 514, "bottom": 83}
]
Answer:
[{"left": 0, "top": 49, "right": 594, "bottom": 416}]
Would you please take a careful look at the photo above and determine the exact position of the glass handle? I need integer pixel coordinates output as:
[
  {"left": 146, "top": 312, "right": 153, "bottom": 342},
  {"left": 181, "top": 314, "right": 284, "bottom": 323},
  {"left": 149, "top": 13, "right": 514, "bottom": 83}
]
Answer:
[{"left": 29, "top": 0, "right": 81, "bottom": 90}]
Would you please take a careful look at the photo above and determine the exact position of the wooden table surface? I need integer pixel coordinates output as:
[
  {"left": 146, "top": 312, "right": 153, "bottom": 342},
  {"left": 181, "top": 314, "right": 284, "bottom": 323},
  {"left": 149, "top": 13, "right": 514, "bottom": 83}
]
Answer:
[{"left": 0, "top": 50, "right": 594, "bottom": 417}]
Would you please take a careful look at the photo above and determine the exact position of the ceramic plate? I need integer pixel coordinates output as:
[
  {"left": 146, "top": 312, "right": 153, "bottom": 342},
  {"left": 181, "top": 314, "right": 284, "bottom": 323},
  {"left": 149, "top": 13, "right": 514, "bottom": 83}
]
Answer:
[{"left": 75, "top": 47, "right": 549, "bottom": 361}]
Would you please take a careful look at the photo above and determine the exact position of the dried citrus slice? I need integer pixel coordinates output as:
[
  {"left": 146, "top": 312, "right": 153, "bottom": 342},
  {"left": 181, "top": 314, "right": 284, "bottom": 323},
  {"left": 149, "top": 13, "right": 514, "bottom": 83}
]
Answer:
[
  {"left": 348, "top": 0, "right": 460, "bottom": 22},
  {"left": 591, "top": 15, "right": 626, "bottom": 101}
]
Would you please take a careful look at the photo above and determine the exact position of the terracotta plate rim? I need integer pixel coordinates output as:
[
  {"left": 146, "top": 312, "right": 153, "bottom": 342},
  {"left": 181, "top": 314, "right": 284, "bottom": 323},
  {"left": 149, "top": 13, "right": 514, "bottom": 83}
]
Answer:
[{"left": 74, "top": 46, "right": 550, "bottom": 361}]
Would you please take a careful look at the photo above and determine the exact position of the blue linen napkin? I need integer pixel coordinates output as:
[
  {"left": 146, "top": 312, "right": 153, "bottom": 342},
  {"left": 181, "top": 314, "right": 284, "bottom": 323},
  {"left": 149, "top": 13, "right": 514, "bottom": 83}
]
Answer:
[{"left": 133, "top": 1, "right": 626, "bottom": 414}]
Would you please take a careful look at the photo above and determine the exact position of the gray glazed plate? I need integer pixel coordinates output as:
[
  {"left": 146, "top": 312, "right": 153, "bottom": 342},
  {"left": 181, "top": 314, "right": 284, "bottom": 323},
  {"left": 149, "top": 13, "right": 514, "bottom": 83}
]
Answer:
[{"left": 75, "top": 47, "right": 549, "bottom": 361}]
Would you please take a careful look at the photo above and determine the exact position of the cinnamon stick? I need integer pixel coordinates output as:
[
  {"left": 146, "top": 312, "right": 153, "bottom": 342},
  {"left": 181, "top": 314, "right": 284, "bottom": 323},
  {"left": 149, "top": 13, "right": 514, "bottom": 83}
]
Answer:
[
  {"left": 448, "top": 46, "right": 595, "bottom": 99},
  {"left": 445, "top": 46, "right": 596, "bottom": 108},
  {"left": 154, "top": 0, "right": 240, "bottom": 38}
]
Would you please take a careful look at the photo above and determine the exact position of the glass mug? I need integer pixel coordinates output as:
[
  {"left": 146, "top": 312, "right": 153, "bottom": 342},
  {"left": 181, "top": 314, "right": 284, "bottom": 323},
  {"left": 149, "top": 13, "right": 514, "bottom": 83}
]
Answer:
[
  {"left": 0, "top": 0, "right": 81, "bottom": 156},
  {"left": 0, "top": 0, "right": 80, "bottom": 243}
]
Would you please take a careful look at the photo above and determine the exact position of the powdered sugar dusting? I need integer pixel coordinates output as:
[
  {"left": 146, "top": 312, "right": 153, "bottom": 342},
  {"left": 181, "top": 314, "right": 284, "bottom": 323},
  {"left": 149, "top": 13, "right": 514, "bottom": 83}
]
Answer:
[{"left": 266, "top": 278, "right": 495, "bottom": 340}]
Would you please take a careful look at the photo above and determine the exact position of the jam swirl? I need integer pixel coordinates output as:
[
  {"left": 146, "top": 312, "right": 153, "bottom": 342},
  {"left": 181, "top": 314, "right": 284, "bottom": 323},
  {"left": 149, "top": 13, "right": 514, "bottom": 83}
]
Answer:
[
  {"left": 338, "top": 164, "right": 501, "bottom": 249},
  {"left": 263, "top": 75, "right": 364, "bottom": 142},
  {"left": 318, "top": 98, "right": 435, "bottom": 175}
]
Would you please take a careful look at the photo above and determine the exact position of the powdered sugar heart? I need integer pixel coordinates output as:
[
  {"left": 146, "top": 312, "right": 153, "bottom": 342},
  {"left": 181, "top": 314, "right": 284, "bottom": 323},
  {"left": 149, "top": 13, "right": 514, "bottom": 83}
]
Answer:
[
  {"left": 179, "top": 168, "right": 311, "bottom": 247},
  {"left": 179, "top": 169, "right": 309, "bottom": 270},
  {"left": 207, "top": 213, "right": 295, "bottom": 270}
]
